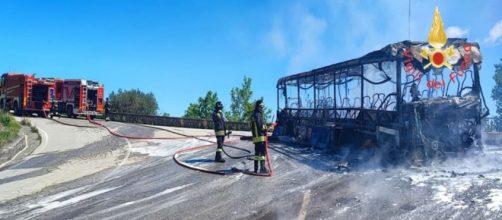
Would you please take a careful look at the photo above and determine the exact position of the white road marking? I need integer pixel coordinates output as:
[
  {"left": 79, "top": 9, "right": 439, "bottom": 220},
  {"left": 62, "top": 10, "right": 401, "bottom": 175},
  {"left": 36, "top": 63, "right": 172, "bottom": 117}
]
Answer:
[
  {"left": 34, "top": 126, "right": 49, "bottom": 154},
  {"left": 30, "top": 186, "right": 119, "bottom": 214},
  {"left": 0, "top": 135, "right": 29, "bottom": 169},
  {"left": 0, "top": 168, "right": 41, "bottom": 180},
  {"left": 298, "top": 190, "right": 311, "bottom": 220},
  {"left": 102, "top": 183, "right": 193, "bottom": 211},
  {"left": 27, "top": 186, "right": 87, "bottom": 209},
  {"left": 9, "top": 126, "right": 48, "bottom": 170}
]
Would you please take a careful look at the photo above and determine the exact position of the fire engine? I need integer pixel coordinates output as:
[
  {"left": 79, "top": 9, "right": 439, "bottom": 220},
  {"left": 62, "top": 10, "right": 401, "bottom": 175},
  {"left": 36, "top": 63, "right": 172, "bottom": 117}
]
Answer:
[
  {"left": 56, "top": 79, "right": 104, "bottom": 118},
  {"left": 0, "top": 73, "right": 55, "bottom": 116}
]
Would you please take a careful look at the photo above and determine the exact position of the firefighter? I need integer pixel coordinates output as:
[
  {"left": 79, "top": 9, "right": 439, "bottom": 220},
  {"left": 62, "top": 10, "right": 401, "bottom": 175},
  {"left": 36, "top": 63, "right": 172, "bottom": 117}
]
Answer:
[
  {"left": 212, "top": 101, "right": 227, "bottom": 163},
  {"left": 104, "top": 98, "right": 110, "bottom": 121},
  {"left": 250, "top": 100, "right": 268, "bottom": 173},
  {"left": 50, "top": 97, "right": 59, "bottom": 119}
]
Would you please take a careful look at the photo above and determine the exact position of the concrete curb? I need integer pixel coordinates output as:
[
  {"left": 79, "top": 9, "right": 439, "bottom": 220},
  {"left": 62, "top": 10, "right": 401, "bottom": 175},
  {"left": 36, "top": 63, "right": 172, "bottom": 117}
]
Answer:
[{"left": 0, "top": 134, "right": 26, "bottom": 166}]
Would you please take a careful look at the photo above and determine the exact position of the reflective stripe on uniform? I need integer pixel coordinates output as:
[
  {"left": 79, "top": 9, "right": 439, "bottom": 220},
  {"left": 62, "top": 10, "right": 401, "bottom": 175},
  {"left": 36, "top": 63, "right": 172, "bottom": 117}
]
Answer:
[
  {"left": 215, "top": 130, "right": 225, "bottom": 136},
  {"left": 216, "top": 148, "right": 223, "bottom": 152},
  {"left": 252, "top": 136, "right": 266, "bottom": 143},
  {"left": 251, "top": 155, "right": 266, "bottom": 161}
]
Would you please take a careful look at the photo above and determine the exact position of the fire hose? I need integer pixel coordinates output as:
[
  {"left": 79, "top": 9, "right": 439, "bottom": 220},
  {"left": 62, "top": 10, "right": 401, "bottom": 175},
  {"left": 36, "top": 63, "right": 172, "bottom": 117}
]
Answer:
[
  {"left": 125, "top": 122, "right": 274, "bottom": 177},
  {"left": 88, "top": 117, "right": 273, "bottom": 177},
  {"left": 140, "top": 124, "right": 251, "bottom": 159},
  {"left": 44, "top": 111, "right": 97, "bottom": 128},
  {"left": 43, "top": 112, "right": 273, "bottom": 177}
]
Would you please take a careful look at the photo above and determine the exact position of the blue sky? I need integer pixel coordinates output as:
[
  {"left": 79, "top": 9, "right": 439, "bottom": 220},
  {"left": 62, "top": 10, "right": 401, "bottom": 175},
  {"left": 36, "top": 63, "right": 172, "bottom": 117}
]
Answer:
[{"left": 1, "top": 0, "right": 501, "bottom": 117}]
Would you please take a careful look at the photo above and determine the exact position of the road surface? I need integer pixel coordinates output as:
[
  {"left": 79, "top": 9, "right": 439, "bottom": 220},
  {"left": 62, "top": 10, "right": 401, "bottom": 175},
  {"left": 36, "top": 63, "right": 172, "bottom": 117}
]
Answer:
[{"left": 0, "top": 117, "right": 501, "bottom": 219}]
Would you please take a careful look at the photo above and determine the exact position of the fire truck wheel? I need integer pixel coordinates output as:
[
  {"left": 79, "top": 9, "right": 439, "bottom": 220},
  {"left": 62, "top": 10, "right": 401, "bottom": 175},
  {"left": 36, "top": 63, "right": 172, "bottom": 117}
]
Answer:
[
  {"left": 14, "top": 102, "right": 21, "bottom": 116},
  {"left": 66, "top": 106, "right": 73, "bottom": 118}
]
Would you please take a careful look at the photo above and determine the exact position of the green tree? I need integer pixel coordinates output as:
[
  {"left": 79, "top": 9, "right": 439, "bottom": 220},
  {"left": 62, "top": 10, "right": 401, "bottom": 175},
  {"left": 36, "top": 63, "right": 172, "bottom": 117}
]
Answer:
[
  {"left": 184, "top": 91, "right": 218, "bottom": 119},
  {"left": 108, "top": 89, "right": 159, "bottom": 115},
  {"left": 492, "top": 59, "right": 502, "bottom": 131},
  {"left": 226, "top": 76, "right": 273, "bottom": 122},
  {"left": 227, "top": 76, "right": 253, "bottom": 122}
]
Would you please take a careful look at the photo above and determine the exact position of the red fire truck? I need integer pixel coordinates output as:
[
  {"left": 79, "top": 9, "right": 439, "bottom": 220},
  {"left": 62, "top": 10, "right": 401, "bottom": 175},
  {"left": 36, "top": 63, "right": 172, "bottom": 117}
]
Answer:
[
  {"left": 0, "top": 73, "right": 55, "bottom": 116},
  {"left": 56, "top": 79, "right": 104, "bottom": 118}
]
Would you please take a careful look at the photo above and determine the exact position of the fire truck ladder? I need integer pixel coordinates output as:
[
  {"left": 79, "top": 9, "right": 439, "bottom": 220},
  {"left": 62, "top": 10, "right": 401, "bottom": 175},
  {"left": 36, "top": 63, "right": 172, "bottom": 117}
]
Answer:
[
  {"left": 25, "top": 79, "right": 33, "bottom": 109},
  {"left": 81, "top": 85, "right": 87, "bottom": 112}
]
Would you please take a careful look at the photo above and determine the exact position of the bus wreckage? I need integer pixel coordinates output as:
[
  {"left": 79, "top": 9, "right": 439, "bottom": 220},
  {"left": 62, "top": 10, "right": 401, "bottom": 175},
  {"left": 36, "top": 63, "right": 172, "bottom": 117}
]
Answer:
[
  {"left": 275, "top": 23, "right": 489, "bottom": 166},
  {"left": 275, "top": 38, "right": 489, "bottom": 165}
]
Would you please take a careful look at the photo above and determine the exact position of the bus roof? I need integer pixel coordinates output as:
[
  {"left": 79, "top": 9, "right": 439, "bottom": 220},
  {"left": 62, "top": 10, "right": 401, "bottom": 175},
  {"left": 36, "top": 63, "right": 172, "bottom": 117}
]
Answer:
[{"left": 277, "top": 38, "right": 480, "bottom": 85}]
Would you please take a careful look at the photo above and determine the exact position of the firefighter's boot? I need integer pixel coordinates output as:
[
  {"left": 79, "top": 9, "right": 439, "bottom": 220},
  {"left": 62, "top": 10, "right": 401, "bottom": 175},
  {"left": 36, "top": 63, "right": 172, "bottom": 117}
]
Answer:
[
  {"left": 215, "top": 151, "right": 225, "bottom": 163},
  {"left": 259, "top": 160, "right": 268, "bottom": 174},
  {"left": 254, "top": 160, "right": 259, "bottom": 173}
]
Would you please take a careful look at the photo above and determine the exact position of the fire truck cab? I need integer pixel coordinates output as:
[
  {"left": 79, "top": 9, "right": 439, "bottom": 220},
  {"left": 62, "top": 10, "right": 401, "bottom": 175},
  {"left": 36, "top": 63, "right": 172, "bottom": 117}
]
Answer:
[
  {"left": 58, "top": 79, "right": 104, "bottom": 118},
  {"left": 0, "top": 73, "right": 55, "bottom": 116}
]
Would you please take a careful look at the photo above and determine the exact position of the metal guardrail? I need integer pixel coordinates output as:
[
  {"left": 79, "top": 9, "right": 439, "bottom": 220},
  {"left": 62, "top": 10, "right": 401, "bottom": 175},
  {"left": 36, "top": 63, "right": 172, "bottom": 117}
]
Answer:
[{"left": 108, "top": 112, "right": 250, "bottom": 131}]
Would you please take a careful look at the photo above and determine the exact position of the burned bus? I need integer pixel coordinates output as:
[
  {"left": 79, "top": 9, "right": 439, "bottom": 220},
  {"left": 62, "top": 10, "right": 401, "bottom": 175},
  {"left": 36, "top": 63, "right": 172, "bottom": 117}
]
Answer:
[{"left": 275, "top": 39, "right": 489, "bottom": 165}]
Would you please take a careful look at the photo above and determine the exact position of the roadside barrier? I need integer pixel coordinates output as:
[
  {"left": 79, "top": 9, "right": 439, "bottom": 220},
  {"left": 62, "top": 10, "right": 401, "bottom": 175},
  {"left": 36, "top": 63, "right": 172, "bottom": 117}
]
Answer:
[{"left": 108, "top": 112, "right": 250, "bottom": 131}]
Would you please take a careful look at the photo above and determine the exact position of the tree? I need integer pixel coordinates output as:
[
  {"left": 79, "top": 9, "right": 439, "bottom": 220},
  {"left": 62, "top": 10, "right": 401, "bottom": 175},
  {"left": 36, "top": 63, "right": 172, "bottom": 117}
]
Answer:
[
  {"left": 184, "top": 91, "right": 219, "bottom": 119},
  {"left": 491, "top": 58, "right": 502, "bottom": 131},
  {"left": 227, "top": 76, "right": 253, "bottom": 122},
  {"left": 226, "top": 76, "right": 273, "bottom": 122},
  {"left": 108, "top": 89, "right": 158, "bottom": 115}
]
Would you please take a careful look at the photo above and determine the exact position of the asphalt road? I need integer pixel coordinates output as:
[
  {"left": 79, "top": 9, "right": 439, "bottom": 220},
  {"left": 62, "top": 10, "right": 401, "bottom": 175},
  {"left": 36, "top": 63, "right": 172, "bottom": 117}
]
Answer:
[{"left": 0, "top": 117, "right": 502, "bottom": 220}]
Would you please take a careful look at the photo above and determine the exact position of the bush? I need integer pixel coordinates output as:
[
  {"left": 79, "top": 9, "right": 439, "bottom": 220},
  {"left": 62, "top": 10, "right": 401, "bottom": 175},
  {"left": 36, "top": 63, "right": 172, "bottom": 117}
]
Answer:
[
  {"left": 0, "top": 112, "right": 21, "bottom": 146},
  {"left": 109, "top": 89, "right": 159, "bottom": 115},
  {"left": 20, "top": 118, "right": 31, "bottom": 126}
]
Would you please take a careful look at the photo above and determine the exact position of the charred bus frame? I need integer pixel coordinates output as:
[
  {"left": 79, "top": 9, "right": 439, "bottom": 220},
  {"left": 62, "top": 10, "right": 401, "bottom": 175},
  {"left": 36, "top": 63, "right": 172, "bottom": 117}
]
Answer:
[{"left": 276, "top": 39, "right": 489, "bottom": 164}]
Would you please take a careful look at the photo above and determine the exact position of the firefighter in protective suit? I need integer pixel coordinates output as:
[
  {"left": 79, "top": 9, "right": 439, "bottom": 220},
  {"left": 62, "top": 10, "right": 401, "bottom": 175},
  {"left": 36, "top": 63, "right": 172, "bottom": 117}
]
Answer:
[
  {"left": 212, "top": 101, "right": 227, "bottom": 163},
  {"left": 251, "top": 100, "right": 268, "bottom": 173},
  {"left": 50, "top": 97, "right": 59, "bottom": 119},
  {"left": 104, "top": 98, "right": 110, "bottom": 121}
]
